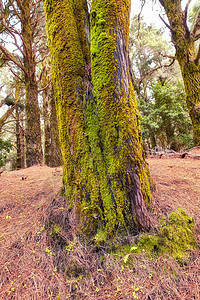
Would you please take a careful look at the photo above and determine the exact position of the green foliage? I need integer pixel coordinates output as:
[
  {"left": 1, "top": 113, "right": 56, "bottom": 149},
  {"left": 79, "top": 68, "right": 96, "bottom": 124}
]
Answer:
[
  {"left": 138, "top": 79, "right": 193, "bottom": 150},
  {"left": 188, "top": 0, "right": 200, "bottom": 30},
  {"left": 0, "top": 138, "right": 12, "bottom": 167},
  {"left": 150, "top": 80, "right": 193, "bottom": 149},
  {"left": 129, "top": 16, "right": 193, "bottom": 150},
  {"left": 129, "top": 15, "right": 172, "bottom": 93}
]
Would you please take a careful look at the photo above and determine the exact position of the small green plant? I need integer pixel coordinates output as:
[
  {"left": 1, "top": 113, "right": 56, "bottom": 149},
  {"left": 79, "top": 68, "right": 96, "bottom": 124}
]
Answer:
[
  {"left": 66, "top": 238, "right": 77, "bottom": 253},
  {"left": 52, "top": 224, "right": 61, "bottom": 235},
  {"left": 45, "top": 247, "right": 54, "bottom": 256}
]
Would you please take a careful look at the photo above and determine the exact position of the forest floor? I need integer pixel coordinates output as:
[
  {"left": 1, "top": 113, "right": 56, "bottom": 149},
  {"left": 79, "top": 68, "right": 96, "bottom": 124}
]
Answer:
[{"left": 0, "top": 157, "right": 199, "bottom": 299}]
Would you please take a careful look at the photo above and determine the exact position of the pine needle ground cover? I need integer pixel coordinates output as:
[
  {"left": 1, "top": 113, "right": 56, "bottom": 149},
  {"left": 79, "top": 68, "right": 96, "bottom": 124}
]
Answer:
[{"left": 0, "top": 159, "right": 199, "bottom": 299}]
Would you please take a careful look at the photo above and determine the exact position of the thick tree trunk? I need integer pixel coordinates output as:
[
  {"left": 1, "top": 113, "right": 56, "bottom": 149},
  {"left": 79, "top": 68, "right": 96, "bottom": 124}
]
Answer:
[
  {"left": 43, "top": 87, "right": 62, "bottom": 167},
  {"left": 19, "top": 0, "right": 43, "bottom": 166},
  {"left": 44, "top": 0, "right": 151, "bottom": 236},
  {"left": 159, "top": 0, "right": 200, "bottom": 146}
]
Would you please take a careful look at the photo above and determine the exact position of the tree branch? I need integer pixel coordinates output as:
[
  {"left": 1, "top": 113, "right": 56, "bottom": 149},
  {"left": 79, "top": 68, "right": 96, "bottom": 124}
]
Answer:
[
  {"left": 8, "top": 0, "right": 21, "bottom": 20},
  {"left": 184, "top": 0, "right": 192, "bottom": 22},
  {"left": 194, "top": 44, "right": 200, "bottom": 64},
  {"left": 35, "top": 53, "right": 49, "bottom": 65},
  {"left": 192, "top": 11, "right": 200, "bottom": 37},
  {"left": 0, "top": 42, "right": 27, "bottom": 74},
  {"left": 9, "top": 67, "right": 25, "bottom": 83},
  {"left": 0, "top": 103, "right": 17, "bottom": 131},
  {"left": 38, "top": 80, "right": 52, "bottom": 93},
  {"left": 0, "top": 42, "right": 25, "bottom": 72},
  {"left": 194, "top": 33, "right": 200, "bottom": 41},
  {"left": 159, "top": 53, "right": 176, "bottom": 60},
  {"left": 36, "top": 66, "right": 45, "bottom": 84},
  {"left": 159, "top": 14, "right": 174, "bottom": 35},
  {"left": 183, "top": 0, "right": 191, "bottom": 38},
  {"left": 0, "top": 82, "right": 19, "bottom": 108}
]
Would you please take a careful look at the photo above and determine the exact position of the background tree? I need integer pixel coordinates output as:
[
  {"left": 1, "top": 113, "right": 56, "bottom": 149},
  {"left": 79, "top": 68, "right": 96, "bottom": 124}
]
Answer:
[
  {"left": 129, "top": 16, "right": 193, "bottom": 150},
  {"left": 158, "top": 0, "right": 200, "bottom": 146},
  {"left": 0, "top": 0, "right": 44, "bottom": 166},
  {"left": 14, "top": 81, "right": 25, "bottom": 169},
  {"left": 0, "top": 0, "right": 62, "bottom": 168},
  {"left": 152, "top": 79, "right": 193, "bottom": 150},
  {"left": 42, "top": 67, "right": 62, "bottom": 167},
  {"left": 44, "top": 0, "right": 152, "bottom": 237}
]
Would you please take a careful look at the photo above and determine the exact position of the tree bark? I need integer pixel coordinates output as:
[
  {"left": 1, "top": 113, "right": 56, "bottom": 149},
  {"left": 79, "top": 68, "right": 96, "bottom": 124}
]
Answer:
[
  {"left": 44, "top": 0, "right": 151, "bottom": 236},
  {"left": 15, "top": 82, "right": 25, "bottom": 169},
  {"left": 159, "top": 0, "right": 200, "bottom": 146},
  {"left": 43, "top": 86, "right": 62, "bottom": 167},
  {"left": 25, "top": 82, "right": 43, "bottom": 167},
  {"left": 16, "top": 107, "right": 25, "bottom": 169},
  {"left": 18, "top": 0, "right": 43, "bottom": 166}
]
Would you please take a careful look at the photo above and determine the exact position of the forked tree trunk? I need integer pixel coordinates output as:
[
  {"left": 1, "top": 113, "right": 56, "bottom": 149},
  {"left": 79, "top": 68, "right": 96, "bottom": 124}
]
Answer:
[
  {"left": 159, "top": 0, "right": 200, "bottom": 146},
  {"left": 44, "top": 0, "right": 151, "bottom": 236}
]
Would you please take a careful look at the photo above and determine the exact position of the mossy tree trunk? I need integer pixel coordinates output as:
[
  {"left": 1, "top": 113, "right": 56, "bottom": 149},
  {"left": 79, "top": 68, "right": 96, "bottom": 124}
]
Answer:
[
  {"left": 19, "top": 0, "right": 43, "bottom": 166},
  {"left": 159, "top": 0, "right": 200, "bottom": 146},
  {"left": 44, "top": 0, "right": 151, "bottom": 237}
]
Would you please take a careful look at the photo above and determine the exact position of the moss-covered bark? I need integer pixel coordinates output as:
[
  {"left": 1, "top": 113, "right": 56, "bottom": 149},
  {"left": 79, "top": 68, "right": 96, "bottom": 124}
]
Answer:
[
  {"left": 44, "top": 0, "right": 151, "bottom": 237},
  {"left": 19, "top": 0, "right": 43, "bottom": 166},
  {"left": 159, "top": 0, "right": 200, "bottom": 146}
]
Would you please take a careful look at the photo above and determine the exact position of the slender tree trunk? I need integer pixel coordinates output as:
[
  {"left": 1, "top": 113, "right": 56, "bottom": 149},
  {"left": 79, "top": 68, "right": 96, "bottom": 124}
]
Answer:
[
  {"left": 44, "top": 0, "right": 151, "bottom": 236},
  {"left": 16, "top": 106, "right": 22, "bottom": 169},
  {"left": 149, "top": 127, "right": 157, "bottom": 149},
  {"left": 14, "top": 81, "right": 25, "bottom": 169},
  {"left": 19, "top": 0, "right": 43, "bottom": 166},
  {"left": 43, "top": 86, "right": 62, "bottom": 167},
  {"left": 20, "top": 112, "right": 26, "bottom": 169},
  {"left": 25, "top": 81, "right": 43, "bottom": 166},
  {"left": 159, "top": 0, "right": 200, "bottom": 146}
]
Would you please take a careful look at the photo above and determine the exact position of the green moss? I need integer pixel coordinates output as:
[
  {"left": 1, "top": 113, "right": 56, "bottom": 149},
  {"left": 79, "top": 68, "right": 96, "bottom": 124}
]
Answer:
[
  {"left": 90, "top": 0, "right": 152, "bottom": 232},
  {"left": 94, "top": 229, "right": 107, "bottom": 244},
  {"left": 130, "top": 209, "right": 197, "bottom": 260},
  {"left": 44, "top": 0, "right": 152, "bottom": 237}
]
